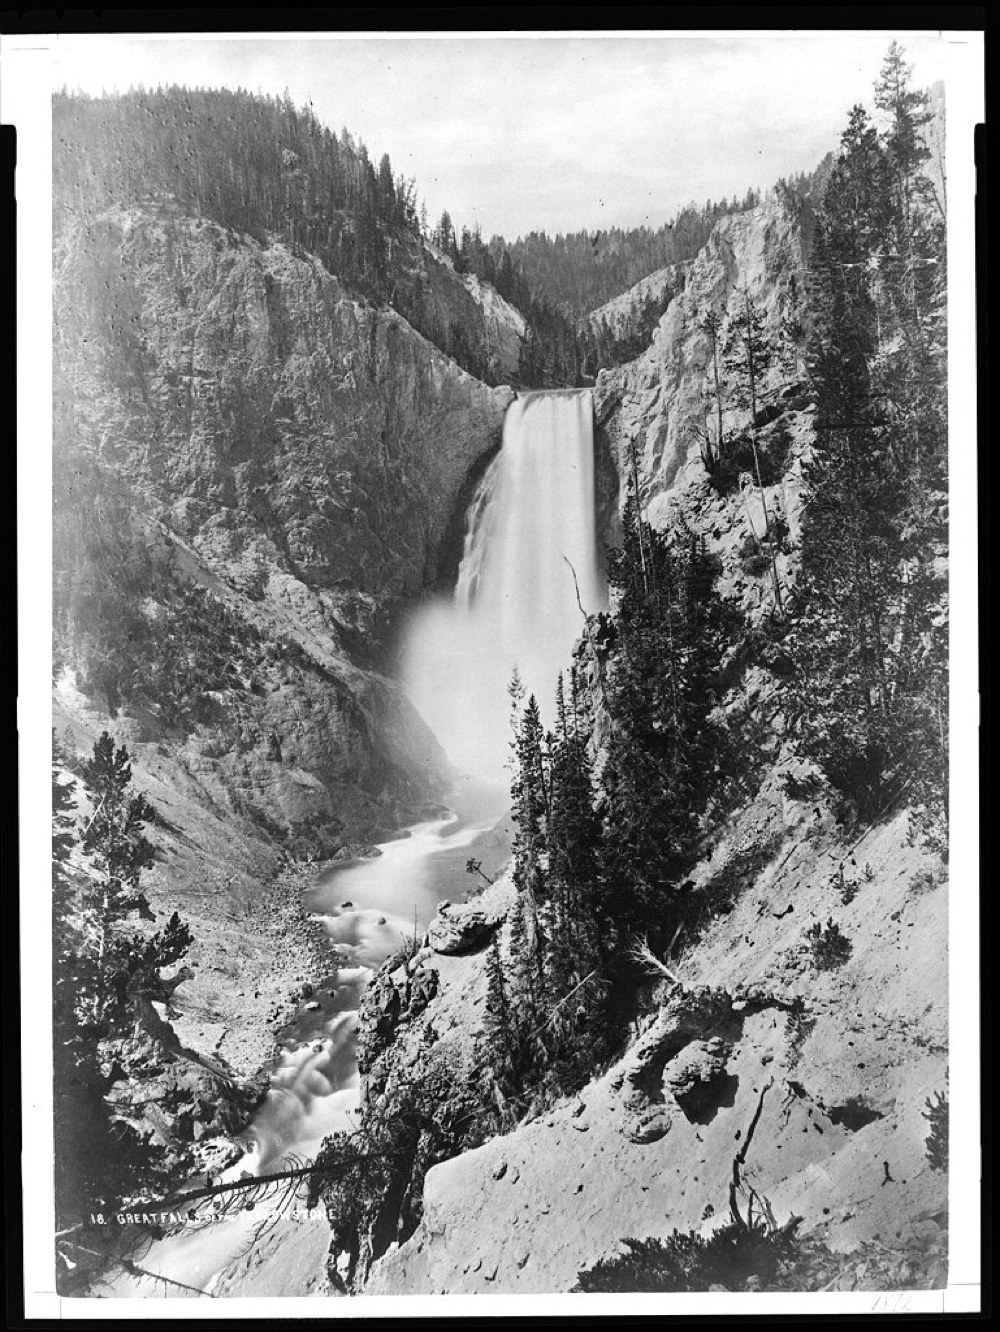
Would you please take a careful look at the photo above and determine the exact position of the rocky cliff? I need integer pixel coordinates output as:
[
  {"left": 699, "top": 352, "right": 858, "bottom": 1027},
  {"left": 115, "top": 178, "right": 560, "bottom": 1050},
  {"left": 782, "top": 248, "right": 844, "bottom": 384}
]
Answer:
[
  {"left": 595, "top": 192, "right": 816, "bottom": 621},
  {"left": 54, "top": 204, "right": 514, "bottom": 844},
  {"left": 588, "top": 259, "right": 688, "bottom": 337}
]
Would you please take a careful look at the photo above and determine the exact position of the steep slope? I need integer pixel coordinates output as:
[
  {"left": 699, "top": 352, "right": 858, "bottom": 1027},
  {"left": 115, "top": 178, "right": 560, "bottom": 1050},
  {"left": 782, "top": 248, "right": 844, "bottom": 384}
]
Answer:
[
  {"left": 53, "top": 89, "right": 538, "bottom": 391},
  {"left": 461, "top": 271, "right": 528, "bottom": 379},
  {"left": 366, "top": 768, "right": 947, "bottom": 1295},
  {"left": 588, "top": 260, "right": 688, "bottom": 337}
]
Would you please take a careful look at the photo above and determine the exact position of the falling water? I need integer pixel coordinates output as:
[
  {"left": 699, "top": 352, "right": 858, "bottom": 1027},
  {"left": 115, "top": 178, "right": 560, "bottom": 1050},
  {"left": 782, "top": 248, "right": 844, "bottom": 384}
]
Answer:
[{"left": 402, "top": 389, "right": 606, "bottom": 784}]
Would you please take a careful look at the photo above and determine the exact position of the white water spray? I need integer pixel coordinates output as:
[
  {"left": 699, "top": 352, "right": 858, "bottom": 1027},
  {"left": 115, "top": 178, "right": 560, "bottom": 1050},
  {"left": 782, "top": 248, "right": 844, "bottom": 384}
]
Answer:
[{"left": 402, "top": 389, "right": 606, "bottom": 783}]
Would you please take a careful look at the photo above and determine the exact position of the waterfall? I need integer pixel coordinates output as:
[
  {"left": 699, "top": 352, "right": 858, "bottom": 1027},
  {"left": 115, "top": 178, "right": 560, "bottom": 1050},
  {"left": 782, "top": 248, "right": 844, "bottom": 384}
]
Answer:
[
  {"left": 108, "top": 391, "right": 605, "bottom": 1294},
  {"left": 402, "top": 389, "right": 606, "bottom": 786}
]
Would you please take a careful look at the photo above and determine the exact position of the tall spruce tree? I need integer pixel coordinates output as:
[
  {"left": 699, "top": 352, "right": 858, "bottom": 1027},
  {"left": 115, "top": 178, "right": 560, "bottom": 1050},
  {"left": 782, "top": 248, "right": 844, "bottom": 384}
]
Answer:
[
  {"left": 722, "top": 286, "right": 786, "bottom": 616},
  {"left": 54, "top": 732, "right": 199, "bottom": 1230},
  {"left": 52, "top": 737, "right": 124, "bottom": 1228},
  {"left": 600, "top": 494, "right": 723, "bottom": 948},
  {"left": 789, "top": 49, "right": 947, "bottom": 838},
  {"left": 697, "top": 308, "right": 727, "bottom": 473},
  {"left": 80, "top": 732, "right": 158, "bottom": 986}
]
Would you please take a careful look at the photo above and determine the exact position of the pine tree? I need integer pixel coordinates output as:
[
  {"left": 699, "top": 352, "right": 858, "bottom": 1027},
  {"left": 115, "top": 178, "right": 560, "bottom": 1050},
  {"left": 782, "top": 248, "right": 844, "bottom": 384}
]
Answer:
[
  {"left": 789, "top": 46, "right": 947, "bottom": 836},
  {"left": 875, "top": 41, "right": 933, "bottom": 312},
  {"left": 483, "top": 932, "right": 514, "bottom": 1100},
  {"left": 506, "top": 889, "right": 536, "bottom": 1013},
  {"left": 376, "top": 152, "right": 396, "bottom": 220},
  {"left": 600, "top": 500, "right": 724, "bottom": 947},
  {"left": 722, "top": 286, "right": 785, "bottom": 616},
  {"left": 546, "top": 675, "right": 604, "bottom": 964},
  {"left": 80, "top": 732, "right": 157, "bottom": 986},
  {"left": 52, "top": 737, "right": 122, "bottom": 1226},
  {"left": 509, "top": 695, "right": 548, "bottom": 991},
  {"left": 697, "top": 308, "right": 726, "bottom": 472},
  {"left": 55, "top": 735, "right": 200, "bottom": 1218}
]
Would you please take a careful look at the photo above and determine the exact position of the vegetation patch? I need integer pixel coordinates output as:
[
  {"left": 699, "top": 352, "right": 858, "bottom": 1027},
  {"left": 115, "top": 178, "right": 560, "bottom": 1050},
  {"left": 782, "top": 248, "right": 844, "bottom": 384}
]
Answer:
[
  {"left": 573, "top": 1220, "right": 814, "bottom": 1293},
  {"left": 923, "top": 1090, "right": 948, "bottom": 1172},
  {"left": 805, "top": 918, "right": 853, "bottom": 971}
]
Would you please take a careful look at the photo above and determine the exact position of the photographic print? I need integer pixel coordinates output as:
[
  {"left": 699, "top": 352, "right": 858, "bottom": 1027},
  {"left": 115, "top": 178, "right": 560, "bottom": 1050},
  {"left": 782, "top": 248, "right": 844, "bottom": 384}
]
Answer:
[{"left": 9, "top": 24, "right": 983, "bottom": 1315}]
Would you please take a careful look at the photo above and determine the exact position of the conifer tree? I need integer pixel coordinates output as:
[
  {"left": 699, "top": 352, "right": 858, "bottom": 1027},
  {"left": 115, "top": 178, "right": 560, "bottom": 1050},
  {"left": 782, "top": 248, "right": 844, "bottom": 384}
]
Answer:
[
  {"left": 697, "top": 308, "right": 726, "bottom": 472},
  {"left": 483, "top": 932, "right": 513, "bottom": 1096},
  {"left": 875, "top": 40, "right": 933, "bottom": 312},
  {"left": 510, "top": 695, "right": 549, "bottom": 992},
  {"left": 789, "top": 47, "right": 947, "bottom": 837},
  {"left": 722, "top": 286, "right": 785, "bottom": 616},
  {"left": 600, "top": 498, "right": 723, "bottom": 947},
  {"left": 81, "top": 732, "right": 158, "bottom": 983},
  {"left": 54, "top": 734, "right": 203, "bottom": 1224},
  {"left": 52, "top": 738, "right": 124, "bottom": 1225}
]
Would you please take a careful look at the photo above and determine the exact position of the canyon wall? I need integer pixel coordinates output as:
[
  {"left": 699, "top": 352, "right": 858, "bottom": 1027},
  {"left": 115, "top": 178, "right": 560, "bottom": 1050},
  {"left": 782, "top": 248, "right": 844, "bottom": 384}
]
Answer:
[
  {"left": 54, "top": 205, "right": 515, "bottom": 843},
  {"left": 595, "top": 193, "right": 817, "bottom": 621}
]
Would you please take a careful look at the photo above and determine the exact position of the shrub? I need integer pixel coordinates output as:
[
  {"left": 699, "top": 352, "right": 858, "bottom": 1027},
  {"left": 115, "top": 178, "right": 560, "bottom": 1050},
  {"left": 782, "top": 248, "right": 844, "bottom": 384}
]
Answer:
[
  {"left": 805, "top": 918, "right": 852, "bottom": 971},
  {"left": 832, "top": 865, "right": 859, "bottom": 905},
  {"left": 785, "top": 995, "right": 816, "bottom": 1066},
  {"left": 908, "top": 866, "right": 944, "bottom": 895},
  {"left": 738, "top": 533, "right": 773, "bottom": 578},
  {"left": 573, "top": 1219, "right": 804, "bottom": 1293},
  {"left": 922, "top": 1090, "right": 948, "bottom": 1172}
]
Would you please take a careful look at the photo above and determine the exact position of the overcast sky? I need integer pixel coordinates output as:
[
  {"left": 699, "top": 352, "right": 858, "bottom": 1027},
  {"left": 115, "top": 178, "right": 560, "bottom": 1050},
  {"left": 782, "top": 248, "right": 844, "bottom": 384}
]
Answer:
[{"left": 52, "top": 32, "right": 951, "bottom": 239}]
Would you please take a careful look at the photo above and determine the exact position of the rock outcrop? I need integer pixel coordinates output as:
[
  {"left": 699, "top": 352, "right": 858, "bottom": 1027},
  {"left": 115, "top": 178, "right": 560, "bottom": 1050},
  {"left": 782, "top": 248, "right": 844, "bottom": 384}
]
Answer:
[
  {"left": 426, "top": 901, "right": 500, "bottom": 956},
  {"left": 56, "top": 207, "right": 514, "bottom": 602},
  {"left": 588, "top": 260, "right": 688, "bottom": 338},
  {"left": 594, "top": 193, "right": 816, "bottom": 621}
]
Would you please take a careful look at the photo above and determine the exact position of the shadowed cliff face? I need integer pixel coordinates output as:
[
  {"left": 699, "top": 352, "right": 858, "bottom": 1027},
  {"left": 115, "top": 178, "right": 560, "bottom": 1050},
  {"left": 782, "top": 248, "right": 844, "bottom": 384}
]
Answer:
[{"left": 54, "top": 206, "right": 514, "bottom": 840}]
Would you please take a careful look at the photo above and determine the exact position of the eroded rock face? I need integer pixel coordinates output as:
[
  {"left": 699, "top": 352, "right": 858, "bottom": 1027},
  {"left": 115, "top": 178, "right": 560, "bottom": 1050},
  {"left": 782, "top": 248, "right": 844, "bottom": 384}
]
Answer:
[
  {"left": 55, "top": 209, "right": 513, "bottom": 601},
  {"left": 619, "top": 987, "right": 740, "bottom": 1143}
]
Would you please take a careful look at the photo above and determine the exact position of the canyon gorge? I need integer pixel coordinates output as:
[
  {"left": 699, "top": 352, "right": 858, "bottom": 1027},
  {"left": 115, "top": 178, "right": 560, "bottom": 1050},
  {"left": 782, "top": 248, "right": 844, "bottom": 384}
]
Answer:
[{"left": 48, "top": 62, "right": 954, "bottom": 1305}]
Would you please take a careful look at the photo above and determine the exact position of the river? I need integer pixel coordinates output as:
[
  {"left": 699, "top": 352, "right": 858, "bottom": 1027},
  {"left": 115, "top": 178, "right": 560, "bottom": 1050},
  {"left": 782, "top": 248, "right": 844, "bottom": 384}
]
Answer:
[{"left": 104, "top": 774, "right": 510, "bottom": 1297}]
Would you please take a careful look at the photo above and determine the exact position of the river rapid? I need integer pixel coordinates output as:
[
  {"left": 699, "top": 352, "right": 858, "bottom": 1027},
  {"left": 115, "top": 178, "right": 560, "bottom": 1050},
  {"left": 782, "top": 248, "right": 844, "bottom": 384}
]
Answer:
[{"left": 105, "top": 775, "right": 509, "bottom": 1297}]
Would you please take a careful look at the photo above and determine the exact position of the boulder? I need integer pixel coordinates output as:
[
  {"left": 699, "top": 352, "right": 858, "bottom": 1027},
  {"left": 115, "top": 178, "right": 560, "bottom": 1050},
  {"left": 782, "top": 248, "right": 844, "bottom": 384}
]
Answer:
[
  {"left": 427, "top": 905, "right": 496, "bottom": 955},
  {"left": 664, "top": 1037, "right": 734, "bottom": 1119}
]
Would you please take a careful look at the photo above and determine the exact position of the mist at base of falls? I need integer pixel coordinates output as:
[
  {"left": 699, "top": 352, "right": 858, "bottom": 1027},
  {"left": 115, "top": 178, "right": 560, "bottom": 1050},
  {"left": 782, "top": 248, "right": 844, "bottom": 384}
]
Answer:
[{"left": 402, "top": 389, "right": 606, "bottom": 786}]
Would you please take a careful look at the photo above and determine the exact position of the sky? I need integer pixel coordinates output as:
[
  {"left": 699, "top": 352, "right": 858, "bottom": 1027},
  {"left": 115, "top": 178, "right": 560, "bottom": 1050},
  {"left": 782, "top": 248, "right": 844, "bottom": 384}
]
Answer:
[{"left": 51, "top": 31, "right": 952, "bottom": 240}]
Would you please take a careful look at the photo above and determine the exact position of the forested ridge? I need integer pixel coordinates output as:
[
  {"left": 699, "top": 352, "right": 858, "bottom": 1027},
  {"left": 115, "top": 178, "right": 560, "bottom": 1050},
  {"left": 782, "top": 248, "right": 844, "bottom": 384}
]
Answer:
[
  {"left": 53, "top": 86, "right": 832, "bottom": 388},
  {"left": 54, "top": 86, "right": 584, "bottom": 386}
]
